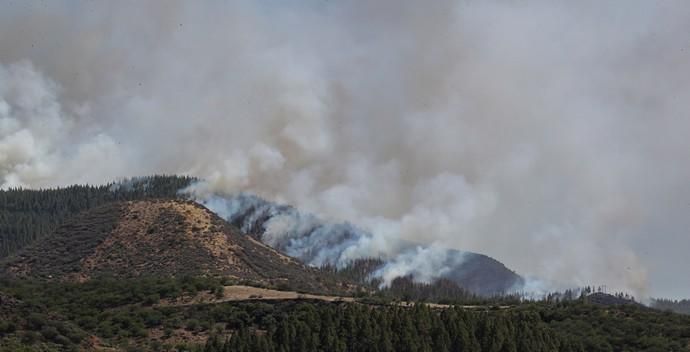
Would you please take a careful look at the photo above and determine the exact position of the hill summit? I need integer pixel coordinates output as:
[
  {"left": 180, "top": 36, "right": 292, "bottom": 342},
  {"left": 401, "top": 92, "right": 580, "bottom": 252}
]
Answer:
[{"left": 2, "top": 200, "right": 342, "bottom": 292}]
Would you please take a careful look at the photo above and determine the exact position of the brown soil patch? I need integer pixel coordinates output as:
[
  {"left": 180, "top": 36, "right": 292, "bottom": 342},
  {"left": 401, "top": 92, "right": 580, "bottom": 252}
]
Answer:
[
  {"left": 160, "top": 285, "right": 355, "bottom": 307},
  {"left": 158, "top": 285, "right": 514, "bottom": 312},
  {"left": 3, "top": 199, "right": 351, "bottom": 294},
  {"left": 148, "top": 327, "right": 210, "bottom": 347}
]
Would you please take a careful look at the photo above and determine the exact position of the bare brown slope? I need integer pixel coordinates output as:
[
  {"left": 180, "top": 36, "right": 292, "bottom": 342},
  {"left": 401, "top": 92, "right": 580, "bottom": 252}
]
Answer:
[{"left": 2, "top": 200, "right": 346, "bottom": 293}]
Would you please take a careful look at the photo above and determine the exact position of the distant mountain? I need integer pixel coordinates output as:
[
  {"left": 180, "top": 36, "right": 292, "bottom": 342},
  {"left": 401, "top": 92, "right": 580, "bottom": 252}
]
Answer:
[
  {"left": 651, "top": 298, "right": 690, "bottom": 315},
  {"left": 442, "top": 251, "right": 523, "bottom": 294},
  {"left": 587, "top": 292, "right": 641, "bottom": 307},
  {"left": 1, "top": 199, "right": 346, "bottom": 294},
  {"left": 210, "top": 193, "right": 523, "bottom": 295}
]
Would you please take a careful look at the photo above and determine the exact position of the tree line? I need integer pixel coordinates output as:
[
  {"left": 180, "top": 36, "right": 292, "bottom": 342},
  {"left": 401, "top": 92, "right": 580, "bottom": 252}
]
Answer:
[
  {"left": 0, "top": 175, "right": 194, "bottom": 257},
  {"left": 652, "top": 298, "right": 690, "bottom": 315},
  {"left": 200, "top": 303, "right": 581, "bottom": 352},
  {"left": 1, "top": 276, "right": 690, "bottom": 351}
]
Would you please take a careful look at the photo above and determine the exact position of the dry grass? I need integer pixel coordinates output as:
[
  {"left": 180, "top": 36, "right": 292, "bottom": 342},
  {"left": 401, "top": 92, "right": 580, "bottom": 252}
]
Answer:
[
  {"left": 4, "top": 199, "right": 354, "bottom": 294},
  {"left": 147, "top": 327, "right": 210, "bottom": 347},
  {"left": 158, "top": 285, "right": 512, "bottom": 311},
  {"left": 160, "top": 285, "right": 355, "bottom": 307}
]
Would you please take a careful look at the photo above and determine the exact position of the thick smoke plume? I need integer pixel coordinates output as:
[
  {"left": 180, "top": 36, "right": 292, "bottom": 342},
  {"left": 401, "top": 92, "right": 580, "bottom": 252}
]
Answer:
[
  {"left": 196, "top": 193, "right": 474, "bottom": 288},
  {"left": 2, "top": 1, "right": 690, "bottom": 297}
]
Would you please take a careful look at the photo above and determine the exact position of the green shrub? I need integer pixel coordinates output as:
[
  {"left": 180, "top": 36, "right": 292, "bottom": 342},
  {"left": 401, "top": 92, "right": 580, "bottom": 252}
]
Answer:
[
  {"left": 185, "top": 319, "right": 200, "bottom": 331},
  {"left": 0, "top": 321, "right": 16, "bottom": 335},
  {"left": 20, "top": 331, "right": 39, "bottom": 345},
  {"left": 40, "top": 325, "right": 59, "bottom": 340},
  {"left": 144, "top": 293, "right": 160, "bottom": 306}
]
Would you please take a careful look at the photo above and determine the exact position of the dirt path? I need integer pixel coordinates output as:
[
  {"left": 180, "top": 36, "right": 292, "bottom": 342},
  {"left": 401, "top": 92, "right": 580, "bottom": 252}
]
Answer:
[
  {"left": 391, "top": 301, "right": 512, "bottom": 310},
  {"left": 159, "top": 285, "right": 355, "bottom": 306},
  {"left": 158, "top": 285, "right": 514, "bottom": 311}
]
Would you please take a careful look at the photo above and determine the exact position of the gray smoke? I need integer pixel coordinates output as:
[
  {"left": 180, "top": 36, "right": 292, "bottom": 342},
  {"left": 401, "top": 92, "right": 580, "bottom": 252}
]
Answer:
[
  {"left": 2, "top": 0, "right": 690, "bottom": 298},
  {"left": 196, "top": 193, "right": 472, "bottom": 288},
  {"left": 202, "top": 193, "right": 376, "bottom": 267}
]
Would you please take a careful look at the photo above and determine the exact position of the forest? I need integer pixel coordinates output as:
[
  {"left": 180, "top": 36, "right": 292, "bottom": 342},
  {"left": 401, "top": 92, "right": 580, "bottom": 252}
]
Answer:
[
  {"left": 2, "top": 176, "right": 690, "bottom": 351},
  {"left": 0, "top": 175, "right": 194, "bottom": 257},
  {"left": 1, "top": 277, "right": 690, "bottom": 351},
  {"left": 652, "top": 299, "right": 690, "bottom": 316}
]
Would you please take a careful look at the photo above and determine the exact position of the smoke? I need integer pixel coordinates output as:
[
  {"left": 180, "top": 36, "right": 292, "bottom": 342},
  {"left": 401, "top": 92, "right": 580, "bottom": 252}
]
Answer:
[
  {"left": 200, "top": 194, "right": 379, "bottom": 266},
  {"left": 2, "top": 0, "right": 690, "bottom": 298},
  {"left": 195, "top": 193, "right": 469, "bottom": 287},
  {"left": 0, "top": 61, "right": 126, "bottom": 187}
]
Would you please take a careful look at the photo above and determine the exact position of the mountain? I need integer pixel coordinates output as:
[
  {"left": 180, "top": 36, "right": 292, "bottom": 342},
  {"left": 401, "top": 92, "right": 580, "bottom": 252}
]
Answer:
[
  {"left": 1, "top": 180, "right": 689, "bottom": 351},
  {"left": 1, "top": 199, "right": 345, "bottom": 293},
  {"left": 0, "top": 175, "right": 195, "bottom": 258},
  {"left": 587, "top": 292, "right": 641, "bottom": 307},
  {"left": 214, "top": 193, "right": 523, "bottom": 295},
  {"left": 443, "top": 250, "right": 523, "bottom": 294},
  {"left": 1, "top": 176, "right": 523, "bottom": 295},
  {"left": 652, "top": 298, "right": 690, "bottom": 315}
]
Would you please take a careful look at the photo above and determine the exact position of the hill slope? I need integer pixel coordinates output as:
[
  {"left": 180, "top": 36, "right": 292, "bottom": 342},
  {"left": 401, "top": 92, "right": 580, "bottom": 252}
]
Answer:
[
  {"left": 1, "top": 200, "right": 343, "bottom": 293},
  {"left": 1, "top": 176, "right": 522, "bottom": 295},
  {"left": 444, "top": 251, "right": 523, "bottom": 294},
  {"left": 0, "top": 175, "right": 195, "bottom": 258},
  {"left": 215, "top": 194, "right": 523, "bottom": 295}
]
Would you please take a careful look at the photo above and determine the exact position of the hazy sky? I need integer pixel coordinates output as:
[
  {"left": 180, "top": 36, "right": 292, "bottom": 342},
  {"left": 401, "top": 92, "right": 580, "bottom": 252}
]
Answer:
[{"left": 1, "top": 0, "right": 689, "bottom": 298}]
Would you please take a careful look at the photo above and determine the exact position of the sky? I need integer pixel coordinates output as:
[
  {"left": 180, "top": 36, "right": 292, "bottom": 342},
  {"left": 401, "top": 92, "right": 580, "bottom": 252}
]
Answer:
[{"left": 0, "top": 0, "right": 689, "bottom": 299}]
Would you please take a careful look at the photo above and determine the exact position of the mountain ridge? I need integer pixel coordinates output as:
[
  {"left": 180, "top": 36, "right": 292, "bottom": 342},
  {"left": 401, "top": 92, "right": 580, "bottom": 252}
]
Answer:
[
  {"left": 1, "top": 176, "right": 523, "bottom": 296},
  {"left": 210, "top": 193, "right": 524, "bottom": 295},
  {"left": 1, "top": 199, "right": 348, "bottom": 294}
]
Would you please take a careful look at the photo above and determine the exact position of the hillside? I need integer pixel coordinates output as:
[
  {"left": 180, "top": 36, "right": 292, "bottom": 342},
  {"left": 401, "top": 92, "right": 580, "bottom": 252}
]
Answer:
[
  {"left": 441, "top": 250, "right": 523, "bottom": 294},
  {"left": 220, "top": 194, "right": 523, "bottom": 295},
  {"left": 1, "top": 177, "right": 524, "bottom": 296},
  {"left": 2, "top": 277, "right": 690, "bottom": 351},
  {"left": 0, "top": 175, "right": 195, "bottom": 258},
  {"left": 0, "top": 183, "right": 689, "bottom": 351},
  {"left": 1, "top": 200, "right": 346, "bottom": 293}
]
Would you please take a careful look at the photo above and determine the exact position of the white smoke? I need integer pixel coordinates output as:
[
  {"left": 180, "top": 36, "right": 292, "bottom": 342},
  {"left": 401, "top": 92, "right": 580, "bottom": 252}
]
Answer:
[
  {"left": 198, "top": 193, "right": 386, "bottom": 266},
  {"left": 0, "top": 61, "right": 126, "bottom": 188},
  {"left": 2, "top": 0, "right": 690, "bottom": 298},
  {"left": 193, "top": 192, "right": 476, "bottom": 288},
  {"left": 372, "top": 245, "right": 470, "bottom": 287}
]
